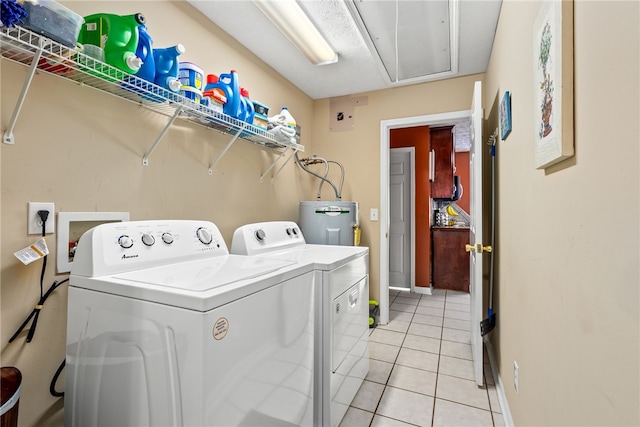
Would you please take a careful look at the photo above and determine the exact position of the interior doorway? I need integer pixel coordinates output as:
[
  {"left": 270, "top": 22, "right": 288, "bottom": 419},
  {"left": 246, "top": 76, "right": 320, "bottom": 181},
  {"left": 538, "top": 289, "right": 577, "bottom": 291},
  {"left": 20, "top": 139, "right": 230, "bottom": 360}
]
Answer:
[{"left": 379, "top": 110, "right": 471, "bottom": 325}]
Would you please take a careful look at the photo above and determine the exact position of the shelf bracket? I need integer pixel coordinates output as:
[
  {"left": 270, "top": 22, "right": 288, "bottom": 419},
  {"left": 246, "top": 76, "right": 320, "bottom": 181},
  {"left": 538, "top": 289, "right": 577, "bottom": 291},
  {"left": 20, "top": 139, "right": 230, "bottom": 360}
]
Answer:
[
  {"left": 208, "top": 123, "right": 247, "bottom": 175},
  {"left": 269, "top": 148, "right": 298, "bottom": 183},
  {"left": 143, "top": 106, "right": 184, "bottom": 165},
  {"left": 3, "top": 38, "right": 44, "bottom": 145},
  {"left": 260, "top": 147, "right": 298, "bottom": 183}
]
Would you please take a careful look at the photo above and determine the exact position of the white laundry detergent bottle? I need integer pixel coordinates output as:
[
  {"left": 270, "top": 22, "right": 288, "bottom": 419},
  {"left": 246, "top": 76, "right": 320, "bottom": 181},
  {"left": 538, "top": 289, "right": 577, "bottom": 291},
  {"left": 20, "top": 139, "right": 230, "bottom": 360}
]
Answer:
[{"left": 280, "top": 107, "right": 296, "bottom": 129}]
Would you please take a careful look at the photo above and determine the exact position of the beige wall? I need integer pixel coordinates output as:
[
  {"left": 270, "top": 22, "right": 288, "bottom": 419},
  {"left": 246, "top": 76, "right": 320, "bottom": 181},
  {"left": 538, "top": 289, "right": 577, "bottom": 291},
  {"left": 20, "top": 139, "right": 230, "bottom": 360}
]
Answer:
[
  {"left": 1, "top": 1, "right": 316, "bottom": 426},
  {"left": 311, "top": 74, "right": 482, "bottom": 303},
  {"left": 3, "top": 0, "right": 638, "bottom": 426},
  {"left": 484, "top": 1, "right": 639, "bottom": 425}
]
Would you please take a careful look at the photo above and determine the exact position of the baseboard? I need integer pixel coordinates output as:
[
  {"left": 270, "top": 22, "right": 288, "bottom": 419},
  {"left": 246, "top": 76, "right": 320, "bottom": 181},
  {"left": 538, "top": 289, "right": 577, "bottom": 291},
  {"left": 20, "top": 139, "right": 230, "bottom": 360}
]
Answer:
[
  {"left": 484, "top": 337, "right": 515, "bottom": 427},
  {"left": 389, "top": 285, "right": 432, "bottom": 295},
  {"left": 413, "top": 285, "right": 432, "bottom": 295}
]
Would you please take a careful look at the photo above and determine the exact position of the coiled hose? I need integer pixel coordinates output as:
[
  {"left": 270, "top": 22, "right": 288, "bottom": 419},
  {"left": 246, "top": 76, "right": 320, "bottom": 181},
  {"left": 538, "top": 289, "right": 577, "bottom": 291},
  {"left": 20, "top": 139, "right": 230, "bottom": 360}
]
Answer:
[
  {"left": 301, "top": 157, "right": 345, "bottom": 200},
  {"left": 318, "top": 160, "right": 345, "bottom": 200},
  {"left": 295, "top": 152, "right": 341, "bottom": 200}
]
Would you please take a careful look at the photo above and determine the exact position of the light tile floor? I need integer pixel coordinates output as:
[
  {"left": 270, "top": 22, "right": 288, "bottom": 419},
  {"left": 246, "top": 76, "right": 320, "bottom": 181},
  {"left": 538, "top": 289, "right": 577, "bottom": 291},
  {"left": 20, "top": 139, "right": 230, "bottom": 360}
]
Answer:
[{"left": 340, "top": 288, "right": 503, "bottom": 427}]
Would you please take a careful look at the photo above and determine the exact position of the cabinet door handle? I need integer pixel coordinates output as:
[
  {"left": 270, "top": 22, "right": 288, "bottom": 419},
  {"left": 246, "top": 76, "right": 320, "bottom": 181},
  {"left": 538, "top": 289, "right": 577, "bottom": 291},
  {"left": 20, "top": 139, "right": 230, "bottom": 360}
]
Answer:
[{"left": 429, "top": 149, "right": 435, "bottom": 182}]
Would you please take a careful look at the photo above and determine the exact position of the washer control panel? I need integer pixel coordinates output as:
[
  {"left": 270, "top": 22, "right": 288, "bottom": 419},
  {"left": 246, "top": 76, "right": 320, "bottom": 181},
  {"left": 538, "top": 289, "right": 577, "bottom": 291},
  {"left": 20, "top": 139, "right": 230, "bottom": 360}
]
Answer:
[
  {"left": 72, "top": 220, "right": 228, "bottom": 277},
  {"left": 230, "top": 221, "right": 305, "bottom": 256}
]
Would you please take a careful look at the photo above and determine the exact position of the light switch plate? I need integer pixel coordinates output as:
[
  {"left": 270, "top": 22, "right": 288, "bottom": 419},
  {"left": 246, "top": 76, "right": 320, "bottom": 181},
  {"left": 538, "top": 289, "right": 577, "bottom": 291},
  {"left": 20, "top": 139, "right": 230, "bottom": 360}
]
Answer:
[{"left": 370, "top": 208, "right": 379, "bottom": 221}]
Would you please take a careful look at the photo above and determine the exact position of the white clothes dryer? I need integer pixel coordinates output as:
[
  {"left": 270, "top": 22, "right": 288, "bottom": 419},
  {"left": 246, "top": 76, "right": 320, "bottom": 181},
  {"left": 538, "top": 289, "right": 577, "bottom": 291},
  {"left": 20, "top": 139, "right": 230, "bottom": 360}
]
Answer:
[
  {"left": 65, "top": 220, "right": 316, "bottom": 427},
  {"left": 231, "top": 221, "right": 369, "bottom": 427}
]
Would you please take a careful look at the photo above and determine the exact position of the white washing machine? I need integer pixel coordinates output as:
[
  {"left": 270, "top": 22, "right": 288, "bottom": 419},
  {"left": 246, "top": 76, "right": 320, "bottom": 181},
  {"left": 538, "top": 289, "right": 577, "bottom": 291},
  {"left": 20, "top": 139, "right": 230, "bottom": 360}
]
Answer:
[
  {"left": 65, "top": 220, "right": 316, "bottom": 427},
  {"left": 231, "top": 221, "right": 369, "bottom": 427}
]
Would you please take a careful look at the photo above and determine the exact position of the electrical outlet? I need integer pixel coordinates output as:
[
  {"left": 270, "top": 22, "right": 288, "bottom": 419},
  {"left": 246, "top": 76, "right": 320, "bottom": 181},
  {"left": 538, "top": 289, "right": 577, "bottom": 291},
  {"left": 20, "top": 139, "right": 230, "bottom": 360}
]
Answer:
[
  {"left": 28, "top": 202, "right": 55, "bottom": 235},
  {"left": 514, "top": 360, "right": 519, "bottom": 395}
]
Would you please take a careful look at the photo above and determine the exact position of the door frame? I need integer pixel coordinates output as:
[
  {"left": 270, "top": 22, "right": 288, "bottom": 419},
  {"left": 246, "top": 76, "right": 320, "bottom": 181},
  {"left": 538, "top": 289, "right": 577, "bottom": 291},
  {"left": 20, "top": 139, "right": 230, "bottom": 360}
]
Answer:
[
  {"left": 379, "top": 110, "right": 470, "bottom": 325},
  {"left": 389, "top": 147, "right": 416, "bottom": 292}
]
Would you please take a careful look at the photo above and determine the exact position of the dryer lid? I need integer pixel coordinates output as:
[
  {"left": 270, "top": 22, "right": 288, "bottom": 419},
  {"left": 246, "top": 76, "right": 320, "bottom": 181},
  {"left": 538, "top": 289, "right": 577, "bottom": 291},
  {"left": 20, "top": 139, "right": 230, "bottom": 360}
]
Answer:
[
  {"left": 112, "top": 255, "right": 293, "bottom": 291},
  {"left": 71, "top": 255, "right": 309, "bottom": 311}
]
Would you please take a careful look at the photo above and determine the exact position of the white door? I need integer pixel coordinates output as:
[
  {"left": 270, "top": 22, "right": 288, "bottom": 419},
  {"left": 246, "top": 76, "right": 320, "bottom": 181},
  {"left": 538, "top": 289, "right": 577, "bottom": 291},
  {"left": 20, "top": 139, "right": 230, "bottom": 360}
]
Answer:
[
  {"left": 389, "top": 148, "right": 414, "bottom": 290},
  {"left": 469, "top": 80, "right": 486, "bottom": 386}
]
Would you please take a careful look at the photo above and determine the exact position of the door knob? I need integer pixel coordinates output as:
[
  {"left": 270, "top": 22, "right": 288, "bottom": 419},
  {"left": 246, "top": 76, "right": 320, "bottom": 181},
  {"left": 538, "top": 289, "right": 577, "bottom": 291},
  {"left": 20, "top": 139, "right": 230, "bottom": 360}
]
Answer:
[{"left": 465, "top": 243, "right": 493, "bottom": 253}]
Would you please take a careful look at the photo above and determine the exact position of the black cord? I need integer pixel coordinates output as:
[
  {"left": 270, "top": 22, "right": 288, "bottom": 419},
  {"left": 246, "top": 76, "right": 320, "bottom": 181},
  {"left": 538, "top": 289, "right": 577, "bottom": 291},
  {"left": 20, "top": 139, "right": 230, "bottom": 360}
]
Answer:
[
  {"left": 9, "top": 211, "right": 69, "bottom": 397},
  {"left": 8, "top": 211, "right": 69, "bottom": 343},
  {"left": 28, "top": 217, "right": 46, "bottom": 341},
  {"left": 8, "top": 278, "right": 69, "bottom": 343},
  {"left": 28, "top": 212, "right": 48, "bottom": 341},
  {"left": 50, "top": 359, "right": 65, "bottom": 397}
]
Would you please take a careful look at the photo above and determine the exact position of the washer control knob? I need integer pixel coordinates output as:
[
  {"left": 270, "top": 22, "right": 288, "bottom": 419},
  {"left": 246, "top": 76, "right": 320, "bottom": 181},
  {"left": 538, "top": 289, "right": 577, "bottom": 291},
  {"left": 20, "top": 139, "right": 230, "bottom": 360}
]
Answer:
[
  {"left": 286, "top": 228, "right": 292, "bottom": 236},
  {"left": 141, "top": 233, "right": 155, "bottom": 247},
  {"left": 118, "top": 235, "right": 134, "bottom": 249},
  {"left": 255, "top": 229, "right": 266, "bottom": 241},
  {"left": 161, "top": 232, "right": 174, "bottom": 245},
  {"left": 292, "top": 227, "right": 299, "bottom": 235},
  {"left": 196, "top": 227, "right": 213, "bottom": 245}
]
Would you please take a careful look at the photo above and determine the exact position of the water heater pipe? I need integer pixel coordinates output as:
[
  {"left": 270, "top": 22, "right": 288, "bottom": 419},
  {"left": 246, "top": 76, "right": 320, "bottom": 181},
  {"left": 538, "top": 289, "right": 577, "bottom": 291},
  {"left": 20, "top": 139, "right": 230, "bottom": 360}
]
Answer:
[
  {"left": 295, "top": 152, "right": 341, "bottom": 200},
  {"left": 318, "top": 160, "right": 345, "bottom": 201}
]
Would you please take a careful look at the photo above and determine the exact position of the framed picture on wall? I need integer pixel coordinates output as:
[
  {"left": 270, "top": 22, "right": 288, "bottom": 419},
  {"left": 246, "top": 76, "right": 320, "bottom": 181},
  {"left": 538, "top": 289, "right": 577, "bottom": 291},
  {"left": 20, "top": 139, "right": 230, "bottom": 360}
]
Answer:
[
  {"left": 533, "top": 0, "right": 574, "bottom": 169},
  {"left": 500, "top": 91, "right": 512, "bottom": 140}
]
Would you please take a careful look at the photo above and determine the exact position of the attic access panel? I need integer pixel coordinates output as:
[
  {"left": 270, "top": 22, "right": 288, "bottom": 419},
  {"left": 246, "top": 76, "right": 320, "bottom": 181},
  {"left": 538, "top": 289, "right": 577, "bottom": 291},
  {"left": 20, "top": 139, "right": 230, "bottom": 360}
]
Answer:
[{"left": 353, "top": 0, "right": 452, "bottom": 82}]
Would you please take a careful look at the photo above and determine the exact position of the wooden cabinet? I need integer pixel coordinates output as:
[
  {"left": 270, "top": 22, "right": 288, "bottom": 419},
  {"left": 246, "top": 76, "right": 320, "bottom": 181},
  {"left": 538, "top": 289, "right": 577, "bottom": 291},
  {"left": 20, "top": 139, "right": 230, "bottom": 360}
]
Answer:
[
  {"left": 432, "top": 227, "right": 470, "bottom": 292},
  {"left": 430, "top": 126, "right": 455, "bottom": 199}
]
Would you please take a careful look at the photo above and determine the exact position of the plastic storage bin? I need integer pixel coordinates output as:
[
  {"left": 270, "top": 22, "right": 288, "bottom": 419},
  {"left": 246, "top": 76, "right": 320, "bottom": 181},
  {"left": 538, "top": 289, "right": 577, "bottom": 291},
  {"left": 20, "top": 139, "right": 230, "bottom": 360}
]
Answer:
[
  {"left": 178, "top": 62, "right": 204, "bottom": 91},
  {"left": 21, "top": 0, "right": 83, "bottom": 47},
  {"left": 252, "top": 101, "right": 269, "bottom": 130},
  {"left": 180, "top": 86, "right": 202, "bottom": 104}
]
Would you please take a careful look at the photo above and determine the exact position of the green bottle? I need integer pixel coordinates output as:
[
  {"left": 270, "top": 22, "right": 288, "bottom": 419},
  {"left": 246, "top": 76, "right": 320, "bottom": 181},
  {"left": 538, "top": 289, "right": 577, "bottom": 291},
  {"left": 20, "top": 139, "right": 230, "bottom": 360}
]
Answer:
[{"left": 79, "top": 13, "right": 145, "bottom": 75}]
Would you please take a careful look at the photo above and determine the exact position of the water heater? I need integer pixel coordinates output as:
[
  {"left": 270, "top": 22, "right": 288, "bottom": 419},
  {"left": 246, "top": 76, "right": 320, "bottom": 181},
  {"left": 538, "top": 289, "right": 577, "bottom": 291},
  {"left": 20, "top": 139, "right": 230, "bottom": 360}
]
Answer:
[{"left": 299, "top": 201, "right": 358, "bottom": 246}]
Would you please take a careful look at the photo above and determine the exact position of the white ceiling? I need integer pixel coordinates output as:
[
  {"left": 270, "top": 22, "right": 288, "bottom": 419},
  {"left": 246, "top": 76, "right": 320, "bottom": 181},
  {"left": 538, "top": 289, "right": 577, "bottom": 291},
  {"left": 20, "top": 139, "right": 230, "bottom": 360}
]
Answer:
[{"left": 187, "top": 0, "right": 502, "bottom": 100}]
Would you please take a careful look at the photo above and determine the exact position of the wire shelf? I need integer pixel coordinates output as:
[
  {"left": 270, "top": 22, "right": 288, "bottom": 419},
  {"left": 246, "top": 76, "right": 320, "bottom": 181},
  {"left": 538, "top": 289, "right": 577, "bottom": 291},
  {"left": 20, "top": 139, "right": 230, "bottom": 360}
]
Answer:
[{"left": 1, "top": 26, "right": 303, "bottom": 155}]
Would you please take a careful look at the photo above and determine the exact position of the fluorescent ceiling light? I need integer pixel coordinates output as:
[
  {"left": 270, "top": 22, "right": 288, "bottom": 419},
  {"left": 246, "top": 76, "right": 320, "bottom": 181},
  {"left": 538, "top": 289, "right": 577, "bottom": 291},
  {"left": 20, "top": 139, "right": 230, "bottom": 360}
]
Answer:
[{"left": 253, "top": 0, "right": 338, "bottom": 66}]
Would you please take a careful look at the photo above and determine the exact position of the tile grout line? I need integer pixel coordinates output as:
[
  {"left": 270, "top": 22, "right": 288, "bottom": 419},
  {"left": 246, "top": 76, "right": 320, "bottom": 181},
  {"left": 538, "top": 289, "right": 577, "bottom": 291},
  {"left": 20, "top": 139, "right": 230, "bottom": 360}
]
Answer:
[
  {"left": 445, "top": 290, "right": 496, "bottom": 427},
  {"left": 365, "top": 292, "right": 400, "bottom": 426},
  {"left": 364, "top": 290, "right": 490, "bottom": 427},
  {"left": 370, "top": 290, "right": 422, "bottom": 427},
  {"left": 428, "top": 290, "right": 447, "bottom": 427},
  {"left": 368, "top": 291, "right": 412, "bottom": 427}
]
